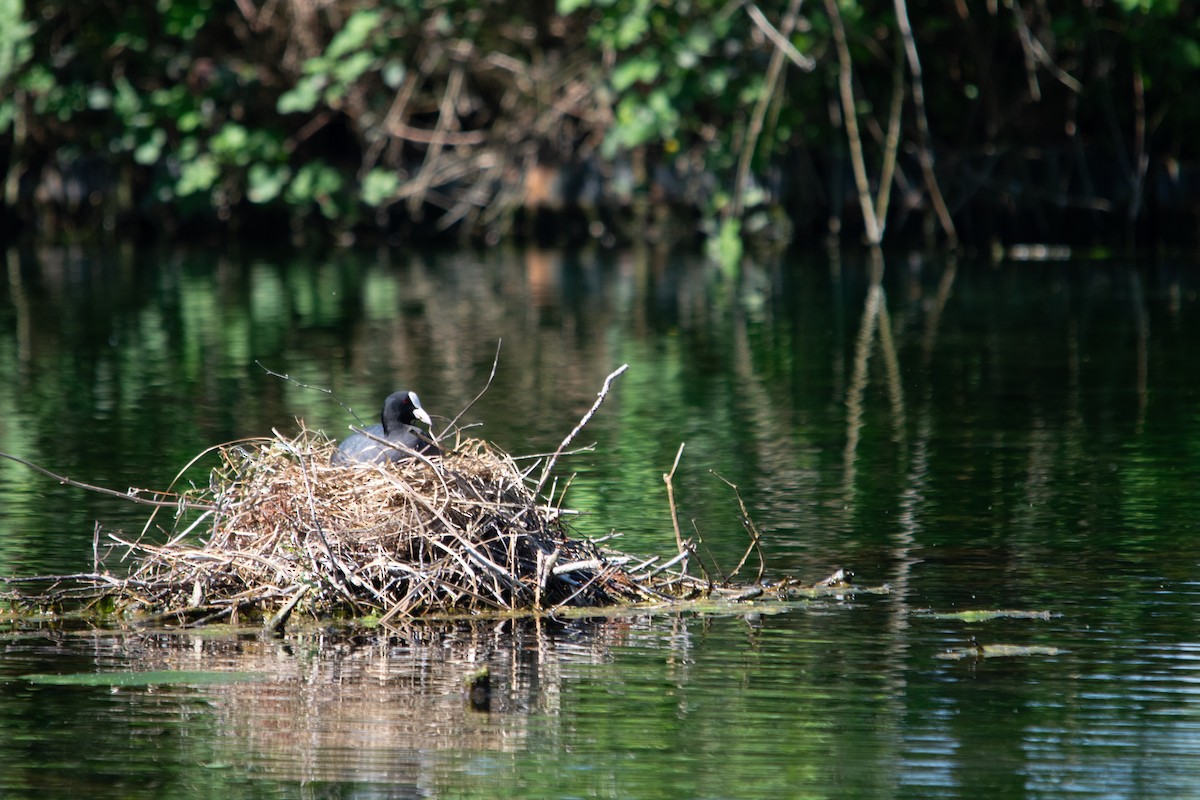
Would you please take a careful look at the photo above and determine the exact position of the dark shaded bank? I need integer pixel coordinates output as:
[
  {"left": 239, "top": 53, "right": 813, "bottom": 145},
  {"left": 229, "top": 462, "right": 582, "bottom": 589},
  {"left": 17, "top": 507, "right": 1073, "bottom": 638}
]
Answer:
[{"left": 1, "top": 1, "right": 1197, "bottom": 249}]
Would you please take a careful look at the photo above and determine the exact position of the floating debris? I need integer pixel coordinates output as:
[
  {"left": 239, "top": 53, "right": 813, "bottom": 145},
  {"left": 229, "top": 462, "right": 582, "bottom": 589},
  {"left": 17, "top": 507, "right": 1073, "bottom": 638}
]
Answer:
[{"left": 914, "top": 609, "right": 1056, "bottom": 623}]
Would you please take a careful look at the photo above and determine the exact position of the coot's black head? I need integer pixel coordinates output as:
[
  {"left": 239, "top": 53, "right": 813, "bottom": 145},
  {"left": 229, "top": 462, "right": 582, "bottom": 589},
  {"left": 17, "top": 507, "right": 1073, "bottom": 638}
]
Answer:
[{"left": 380, "top": 390, "right": 432, "bottom": 433}]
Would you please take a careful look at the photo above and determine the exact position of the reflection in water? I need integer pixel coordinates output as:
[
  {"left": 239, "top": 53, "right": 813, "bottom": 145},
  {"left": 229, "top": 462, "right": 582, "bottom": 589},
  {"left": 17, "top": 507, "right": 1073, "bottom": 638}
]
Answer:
[{"left": 0, "top": 617, "right": 628, "bottom": 794}]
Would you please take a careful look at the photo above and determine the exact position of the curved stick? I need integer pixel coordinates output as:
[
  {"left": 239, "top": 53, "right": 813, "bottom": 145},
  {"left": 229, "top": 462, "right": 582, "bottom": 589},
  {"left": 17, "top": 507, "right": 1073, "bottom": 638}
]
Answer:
[
  {"left": 0, "top": 450, "right": 217, "bottom": 511},
  {"left": 255, "top": 360, "right": 365, "bottom": 425},
  {"left": 440, "top": 338, "right": 502, "bottom": 438}
]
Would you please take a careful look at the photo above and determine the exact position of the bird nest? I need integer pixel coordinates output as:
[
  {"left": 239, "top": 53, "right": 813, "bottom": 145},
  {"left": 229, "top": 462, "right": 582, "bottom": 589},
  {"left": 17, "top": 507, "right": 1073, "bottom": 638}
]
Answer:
[
  {"left": 3, "top": 367, "right": 862, "bottom": 628},
  {"left": 68, "top": 427, "right": 670, "bottom": 627}
]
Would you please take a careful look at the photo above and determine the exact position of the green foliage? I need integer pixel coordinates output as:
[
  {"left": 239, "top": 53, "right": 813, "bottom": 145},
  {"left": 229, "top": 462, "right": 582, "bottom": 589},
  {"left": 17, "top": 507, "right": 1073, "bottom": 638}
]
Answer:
[
  {"left": 247, "top": 163, "right": 291, "bottom": 205},
  {"left": 1113, "top": 0, "right": 1180, "bottom": 11},
  {"left": 0, "top": 0, "right": 32, "bottom": 133},
  {"left": 1, "top": 0, "right": 1198, "bottom": 243},
  {"left": 564, "top": 0, "right": 816, "bottom": 216},
  {"left": 0, "top": 0, "right": 32, "bottom": 83},
  {"left": 708, "top": 216, "right": 744, "bottom": 275},
  {"left": 361, "top": 169, "right": 401, "bottom": 208},
  {"left": 158, "top": 0, "right": 212, "bottom": 41},
  {"left": 277, "top": 9, "right": 388, "bottom": 114},
  {"left": 285, "top": 161, "right": 346, "bottom": 219}
]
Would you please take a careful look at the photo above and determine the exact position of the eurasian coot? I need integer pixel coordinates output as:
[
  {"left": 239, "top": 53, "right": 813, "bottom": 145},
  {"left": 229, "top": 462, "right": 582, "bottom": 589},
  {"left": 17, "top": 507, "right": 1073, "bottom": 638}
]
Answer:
[{"left": 332, "top": 390, "right": 439, "bottom": 465}]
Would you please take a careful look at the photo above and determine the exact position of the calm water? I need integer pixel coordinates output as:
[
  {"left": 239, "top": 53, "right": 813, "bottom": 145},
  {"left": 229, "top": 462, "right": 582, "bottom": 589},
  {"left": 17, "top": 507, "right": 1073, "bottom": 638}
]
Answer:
[{"left": 1, "top": 244, "right": 1198, "bottom": 798}]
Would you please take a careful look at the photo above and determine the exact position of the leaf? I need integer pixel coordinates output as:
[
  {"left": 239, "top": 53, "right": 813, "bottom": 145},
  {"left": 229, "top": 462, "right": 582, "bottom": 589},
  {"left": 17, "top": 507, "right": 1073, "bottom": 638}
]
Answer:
[
  {"left": 326, "top": 9, "right": 384, "bottom": 60},
  {"left": 556, "top": 0, "right": 591, "bottom": 13},
  {"left": 331, "top": 50, "right": 376, "bottom": 90},
  {"left": 209, "top": 122, "right": 249, "bottom": 159},
  {"left": 175, "top": 154, "right": 219, "bottom": 196},
  {"left": 247, "top": 162, "right": 291, "bottom": 204},
  {"left": 360, "top": 168, "right": 400, "bottom": 207},
  {"left": 707, "top": 216, "right": 743, "bottom": 275},
  {"left": 612, "top": 57, "right": 660, "bottom": 91},
  {"left": 277, "top": 75, "right": 325, "bottom": 114},
  {"left": 133, "top": 128, "right": 168, "bottom": 165}
]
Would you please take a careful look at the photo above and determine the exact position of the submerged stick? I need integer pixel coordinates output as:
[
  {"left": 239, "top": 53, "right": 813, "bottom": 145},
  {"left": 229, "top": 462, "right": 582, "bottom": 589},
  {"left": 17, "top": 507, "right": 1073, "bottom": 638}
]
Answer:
[
  {"left": 534, "top": 364, "right": 629, "bottom": 496},
  {"left": 263, "top": 585, "right": 309, "bottom": 636}
]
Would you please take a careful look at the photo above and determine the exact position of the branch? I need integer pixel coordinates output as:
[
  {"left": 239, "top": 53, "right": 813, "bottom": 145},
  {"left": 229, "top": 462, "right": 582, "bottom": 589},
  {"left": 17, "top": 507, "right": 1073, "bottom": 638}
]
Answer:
[
  {"left": 745, "top": 3, "right": 815, "bottom": 71},
  {"left": 823, "top": 0, "right": 881, "bottom": 245},
  {"left": 874, "top": 40, "right": 906, "bottom": 234},
  {"left": 893, "top": 0, "right": 958, "bottom": 245},
  {"left": 441, "top": 339, "right": 501, "bottom": 437},
  {"left": 713, "top": 472, "right": 765, "bottom": 585},
  {"left": 0, "top": 451, "right": 216, "bottom": 511},
  {"left": 534, "top": 364, "right": 628, "bottom": 496},
  {"left": 732, "top": 0, "right": 809, "bottom": 220},
  {"left": 255, "top": 360, "right": 364, "bottom": 425},
  {"left": 407, "top": 64, "right": 466, "bottom": 214},
  {"left": 664, "top": 443, "right": 687, "bottom": 556}
]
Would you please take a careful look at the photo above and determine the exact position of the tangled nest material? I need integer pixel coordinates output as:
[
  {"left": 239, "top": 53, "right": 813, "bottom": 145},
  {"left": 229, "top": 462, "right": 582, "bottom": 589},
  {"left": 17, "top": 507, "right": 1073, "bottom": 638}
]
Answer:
[
  {"left": 95, "top": 428, "right": 673, "bottom": 627},
  {"left": 3, "top": 368, "right": 866, "bottom": 626}
]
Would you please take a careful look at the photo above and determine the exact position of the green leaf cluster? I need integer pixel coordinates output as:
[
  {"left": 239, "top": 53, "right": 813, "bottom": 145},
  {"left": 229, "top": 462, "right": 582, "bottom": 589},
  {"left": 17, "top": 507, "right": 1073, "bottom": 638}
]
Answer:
[{"left": 1, "top": 0, "right": 1197, "bottom": 244}]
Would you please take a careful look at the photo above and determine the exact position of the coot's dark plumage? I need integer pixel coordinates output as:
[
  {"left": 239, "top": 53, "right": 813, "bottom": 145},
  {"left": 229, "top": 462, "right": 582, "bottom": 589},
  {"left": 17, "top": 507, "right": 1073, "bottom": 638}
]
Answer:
[{"left": 332, "top": 390, "right": 439, "bottom": 465}]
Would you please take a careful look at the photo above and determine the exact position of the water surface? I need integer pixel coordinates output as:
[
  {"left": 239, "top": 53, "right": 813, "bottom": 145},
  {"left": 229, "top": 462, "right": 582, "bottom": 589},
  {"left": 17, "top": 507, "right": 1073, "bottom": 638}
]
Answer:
[{"left": 1, "top": 245, "right": 1198, "bottom": 798}]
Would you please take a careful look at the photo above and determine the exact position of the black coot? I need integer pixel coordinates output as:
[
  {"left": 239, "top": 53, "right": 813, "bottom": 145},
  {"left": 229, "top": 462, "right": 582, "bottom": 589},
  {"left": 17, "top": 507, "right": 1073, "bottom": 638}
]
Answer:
[{"left": 332, "top": 390, "right": 439, "bottom": 465}]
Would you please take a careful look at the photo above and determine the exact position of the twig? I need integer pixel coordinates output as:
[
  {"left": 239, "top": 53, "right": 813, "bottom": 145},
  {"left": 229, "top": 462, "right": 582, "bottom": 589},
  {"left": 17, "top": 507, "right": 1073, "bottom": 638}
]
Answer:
[
  {"left": 510, "top": 445, "right": 595, "bottom": 461},
  {"left": 892, "top": 0, "right": 958, "bottom": 245},
  {"left": 548, "top": 563, "right": 621, "bottom": 612},
  {"left": 263, "top": 585, "right": 309, "bottom": 636},
  {"left": 745, "top": 2, "right": 815, "bottom": 70},
  {"left": 874, "top": 39, "right": 906, "bottom": 233},
  {"left": 255, "top": 360, "right": 364, "bottom": 424},
  {"left": 441, "top": 339, "right": 502, "bottom": 438},
  {"left": 551, "top": 558, "right": 605, "bottom": 575},
  {"left": 534, "top": 364, "right": 628, "bottom": 496},
  {"left": 1009, "top": 0, "right": 1082, "bottom": 97},
  {"left": 690, "top": 519, "right": 717, "bottom": 586},
  {"left": 712, "top": 472, "right": 765, "bottom": 585},
  {"left": 732, "top": 0, "right": 809, "bottom": 220},
  {"left": 141, "top": 435, "right": 274, "bottom": 541},
  {"left": 731, "top": 587, "right": 764, "bottom": 602},
  {"left": 824, "top": 0, "right": 882, "bottom": 245},
  {"left": 663, "top": 443, "right": 687, "bottom": 556},
  {"left": 0, "top": 451, "right": 217, "bottom": 511},
  {"left": 639, "top": 548, "right": 691, "bottom": 580},
  {"left": 407, "top": 64, "right": 466, "bottom": 214}
]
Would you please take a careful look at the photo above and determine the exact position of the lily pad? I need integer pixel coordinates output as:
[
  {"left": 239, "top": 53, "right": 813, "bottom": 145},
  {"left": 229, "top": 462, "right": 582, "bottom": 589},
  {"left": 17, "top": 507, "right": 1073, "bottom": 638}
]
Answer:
[
  {"left": 935, "top": 644, "right": 1066, "bottom": 661},
  {"left": 23, "top": 670, "right": 271, "bottom": 687},
  {"left": 916, "top": 609, "right": 1054, "bottom": 623}
]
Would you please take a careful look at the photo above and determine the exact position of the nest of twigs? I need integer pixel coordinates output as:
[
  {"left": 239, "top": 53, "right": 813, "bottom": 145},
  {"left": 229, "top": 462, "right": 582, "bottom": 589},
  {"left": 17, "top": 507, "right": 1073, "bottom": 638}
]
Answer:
[
  {"left": 95, "top": 427, "right": 664, "bottom": 626},
  {"left": 1, "top": 365, "right": 869, "bottom": 627}
]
